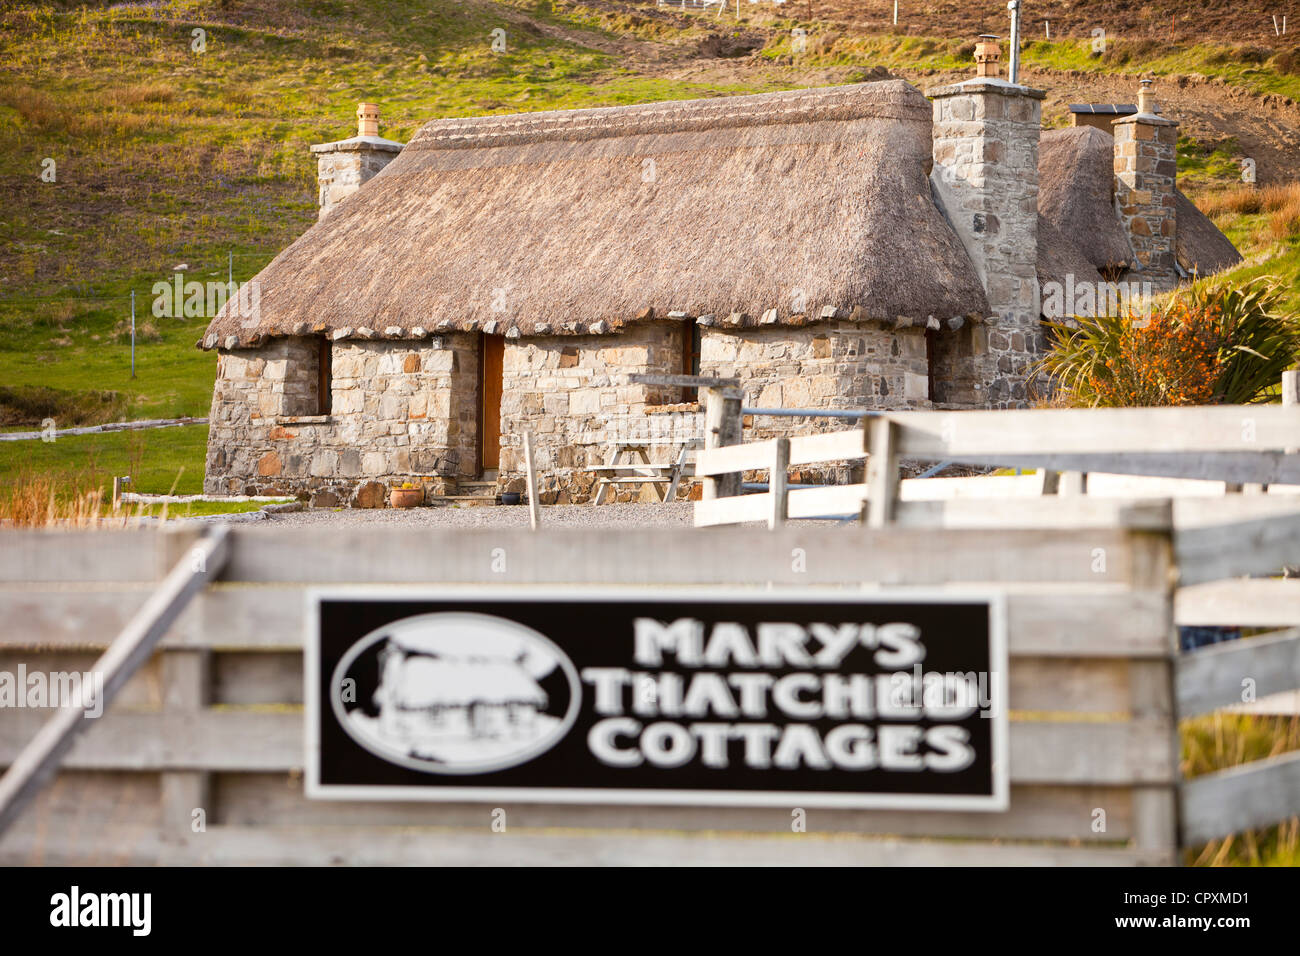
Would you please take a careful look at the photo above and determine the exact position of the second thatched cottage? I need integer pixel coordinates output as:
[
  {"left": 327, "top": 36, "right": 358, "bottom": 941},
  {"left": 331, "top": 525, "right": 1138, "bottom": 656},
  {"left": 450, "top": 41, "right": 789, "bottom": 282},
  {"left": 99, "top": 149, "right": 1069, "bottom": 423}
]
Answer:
[{"left": 200, "top": 43, "right": 1240, "bottom": 506}]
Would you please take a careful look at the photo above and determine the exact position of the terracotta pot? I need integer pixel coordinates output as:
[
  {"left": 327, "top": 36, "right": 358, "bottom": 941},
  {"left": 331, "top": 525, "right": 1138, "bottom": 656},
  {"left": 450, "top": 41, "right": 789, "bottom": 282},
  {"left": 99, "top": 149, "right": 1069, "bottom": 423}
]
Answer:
[{"left": 390, "top": 487, "right": 424, "bottom": 509}]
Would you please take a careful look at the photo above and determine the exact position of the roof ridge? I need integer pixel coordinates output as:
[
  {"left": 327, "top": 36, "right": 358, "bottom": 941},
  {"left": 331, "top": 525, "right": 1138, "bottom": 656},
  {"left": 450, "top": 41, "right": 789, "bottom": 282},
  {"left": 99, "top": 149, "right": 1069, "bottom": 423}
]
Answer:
[{"left": 403, "top": 80, "right": 925, "bottom": 152}]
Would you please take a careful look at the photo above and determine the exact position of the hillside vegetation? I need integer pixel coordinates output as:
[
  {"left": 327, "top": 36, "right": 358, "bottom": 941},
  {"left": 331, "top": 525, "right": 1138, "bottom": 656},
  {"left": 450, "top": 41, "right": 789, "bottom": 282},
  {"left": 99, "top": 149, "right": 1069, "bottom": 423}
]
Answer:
[{"left": 0, "top": 0, "right": 1297, "bottom": 464}]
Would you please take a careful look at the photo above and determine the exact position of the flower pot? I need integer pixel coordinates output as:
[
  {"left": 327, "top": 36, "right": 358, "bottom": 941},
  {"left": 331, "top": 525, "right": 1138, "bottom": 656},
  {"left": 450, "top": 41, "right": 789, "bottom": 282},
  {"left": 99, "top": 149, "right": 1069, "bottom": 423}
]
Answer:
[
  {"left": 500, "top": 492, "right": 522, "bottom": 506},
  {"left": 390, "top": 487, "right": 424, "bottom": 509}
]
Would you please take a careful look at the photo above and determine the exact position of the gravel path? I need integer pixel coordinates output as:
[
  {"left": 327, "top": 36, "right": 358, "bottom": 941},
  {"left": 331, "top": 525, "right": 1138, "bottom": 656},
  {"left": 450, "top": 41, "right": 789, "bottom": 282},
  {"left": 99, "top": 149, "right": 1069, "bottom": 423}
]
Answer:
[{"left": 264, "top": 502, "right": 697, "bottom": 529}]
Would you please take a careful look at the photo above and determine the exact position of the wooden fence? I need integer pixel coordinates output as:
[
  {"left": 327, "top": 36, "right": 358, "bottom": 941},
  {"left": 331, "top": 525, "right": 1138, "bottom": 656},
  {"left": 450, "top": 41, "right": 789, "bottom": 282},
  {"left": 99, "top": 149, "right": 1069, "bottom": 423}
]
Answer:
[
  {"left": 694, "top": 403, "right": 1300, "bottom": 529},
  {"left": 0, "top": 514, "right": 1295, "bottom": 866}
]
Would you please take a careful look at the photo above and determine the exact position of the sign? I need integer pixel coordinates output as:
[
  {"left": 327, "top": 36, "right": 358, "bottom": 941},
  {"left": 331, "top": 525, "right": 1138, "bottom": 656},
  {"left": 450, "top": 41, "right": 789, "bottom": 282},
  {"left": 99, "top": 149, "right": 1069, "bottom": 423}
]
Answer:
[{"left": 306, "top": 589, "right": 1008, "bottom": 810}]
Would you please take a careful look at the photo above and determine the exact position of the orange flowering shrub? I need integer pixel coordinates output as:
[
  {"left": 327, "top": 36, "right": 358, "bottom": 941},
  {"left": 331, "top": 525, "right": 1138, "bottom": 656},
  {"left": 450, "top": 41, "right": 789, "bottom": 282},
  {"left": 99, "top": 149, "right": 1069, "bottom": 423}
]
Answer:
[{"left": 1038, "top": 277, "right": 1300, "bottom": 407}]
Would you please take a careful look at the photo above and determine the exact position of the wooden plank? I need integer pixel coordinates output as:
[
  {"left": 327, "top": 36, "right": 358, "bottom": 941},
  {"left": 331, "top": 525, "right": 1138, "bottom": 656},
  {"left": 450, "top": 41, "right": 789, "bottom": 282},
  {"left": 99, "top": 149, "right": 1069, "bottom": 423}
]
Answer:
[
  {"left": 0, "top": 710, "right": 1176, "bottom": 785},
  {"left": 213, "top": 527, "right": 1162, "bottom": 587},
  {"left": 1175, "top": 508, "right": 1300, "bottom": 585},
  {"left": 212, "top": 773, "right": 1137, "bottom": 841},
  {"left": 695, "top": 439, "right": 780, "bottom": 476},
  {"left": 0, "top": 585, "right": 1173, "bottom": 658},
  {"left": 787, "top": 428, "right": 867, "bottom": 465},
  {"left": 161, "top": 648, "right": 211, "bottom": 836},
  {"left": 0, "top": 651, "right": 161, "bottom": 711},
  {"left": 14, "top": 651, "right": 1136, "bottom": 717},
  {"left": 212, "top": 652, "right": 305, "bottom": 705},
  {"left": 0, "top": 530, "right": 198, "bottom": 583},
  {"left": 1176, "top": 579, "right": 1300, "bottom": 627},
  {"left": 786, "top": 484, "right": 867, "bottom": 518},
  {"left": 769, "top": 438, "right": 789, "bottom": 530},
  {"left": 700, "top": 386, "right": 743, "bottom": 499},
  {"left": 887, "top": 406, "right": 1300, "bottom": 458},
  {"left": 0, "top": 822, "right": 1171, "bottom": 867},
  {"left": 947, "top": 451, "right": 1300, "bottom": 485},
  {"left": 0, "top": 770, "right": 160, "bottom": 866},
  {"left": 0, "top": 526, "right": 231, "bottom": 836},
  {"left": 693, "top": 493, "right": 770, "bottom": 527},
  {"left": 900, "top": 474, "right": 1044, "bottom": 500},
  {"left": 893, "top": 497, "right": 1173, "bottom": 531},
  {"left": 523, "top": 431, "right": 541, "bottom": 528},
  {"left": 865, "top": 418, "right": 900, "bottom": 528},
  {"left": 1181, "top": 750, "right": 1300, "bottom": 846},
  {"left": 1172, "top": 495, "right": 1300, "bottom": 527},
  {"left": 630, "top": 373, "right": 739, "bottom": 389},
  {"left": 1175, "top": 628, "right": 1300, "bottom": 717}
]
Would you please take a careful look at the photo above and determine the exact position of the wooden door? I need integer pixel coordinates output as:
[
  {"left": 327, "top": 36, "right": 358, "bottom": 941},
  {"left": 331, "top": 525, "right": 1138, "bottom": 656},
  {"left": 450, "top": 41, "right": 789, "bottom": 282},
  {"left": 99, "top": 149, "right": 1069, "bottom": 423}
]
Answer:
[{"left": 479, "top": 333, "right": 504, "bottom": 473}]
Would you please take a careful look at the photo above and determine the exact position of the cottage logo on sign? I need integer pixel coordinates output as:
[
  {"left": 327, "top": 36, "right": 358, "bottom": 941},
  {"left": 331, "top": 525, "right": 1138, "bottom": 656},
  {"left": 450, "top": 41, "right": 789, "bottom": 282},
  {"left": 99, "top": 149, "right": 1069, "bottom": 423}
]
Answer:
[{"left": 330, "top": 612, "right": 582, "bottom": 774}]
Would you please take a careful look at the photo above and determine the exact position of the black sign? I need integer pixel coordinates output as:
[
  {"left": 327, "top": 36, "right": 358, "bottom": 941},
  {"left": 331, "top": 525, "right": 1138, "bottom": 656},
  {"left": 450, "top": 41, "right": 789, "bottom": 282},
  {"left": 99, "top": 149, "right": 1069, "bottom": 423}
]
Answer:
[{"left": 306, "top": 589, "right": 1008, "bottom": 809}]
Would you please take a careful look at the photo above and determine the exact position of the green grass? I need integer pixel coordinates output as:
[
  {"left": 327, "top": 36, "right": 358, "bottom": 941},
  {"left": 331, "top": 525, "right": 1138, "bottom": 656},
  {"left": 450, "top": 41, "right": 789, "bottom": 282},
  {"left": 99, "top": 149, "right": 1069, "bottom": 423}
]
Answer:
[
  {"left": 0, "top": 0, "right": 1296, "bottom": 462},
  {"left": 0, "top": 426, "right": 209, "bottom": 498},
  {"left": 0, "top": 0, "right": 786, "bottom": 429},
  {"left": 130, "top": 496, "right": 289, "bottom": 517}
]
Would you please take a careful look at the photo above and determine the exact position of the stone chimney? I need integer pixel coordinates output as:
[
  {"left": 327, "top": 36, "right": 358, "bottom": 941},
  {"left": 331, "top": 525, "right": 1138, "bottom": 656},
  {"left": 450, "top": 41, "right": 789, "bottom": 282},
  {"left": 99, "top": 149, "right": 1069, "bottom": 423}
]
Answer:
[
  {"left": 310, "top": 102, "right": 404, "bottom": 219},
  {"left": 928, "top": 36, "right": 1046, "bottom": 407},
  {"left": 1113, "top": 80, "right": 1179, "bottom": 290}
]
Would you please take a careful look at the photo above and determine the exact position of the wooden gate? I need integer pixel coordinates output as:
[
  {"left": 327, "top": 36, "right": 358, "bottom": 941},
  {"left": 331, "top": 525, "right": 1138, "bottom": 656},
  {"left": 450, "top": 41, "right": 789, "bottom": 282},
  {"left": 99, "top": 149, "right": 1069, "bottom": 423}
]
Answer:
[{"left": 0, "top": 519, "right": 1201, "bottom": 865}]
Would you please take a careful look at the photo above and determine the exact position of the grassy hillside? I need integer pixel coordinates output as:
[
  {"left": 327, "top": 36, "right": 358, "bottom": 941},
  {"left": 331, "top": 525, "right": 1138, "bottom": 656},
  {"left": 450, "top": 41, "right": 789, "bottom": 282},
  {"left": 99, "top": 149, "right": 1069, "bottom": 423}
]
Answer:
[{"left": 0, "top": 0, "right": 1297, "bottom": 495}]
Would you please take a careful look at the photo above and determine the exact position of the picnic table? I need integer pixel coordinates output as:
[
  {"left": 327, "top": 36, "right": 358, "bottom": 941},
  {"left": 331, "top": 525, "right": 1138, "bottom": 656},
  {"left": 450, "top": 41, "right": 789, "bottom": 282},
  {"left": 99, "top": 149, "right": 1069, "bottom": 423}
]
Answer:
[{"left": 586, "top": 441, "right": 699, "bottom": 505}]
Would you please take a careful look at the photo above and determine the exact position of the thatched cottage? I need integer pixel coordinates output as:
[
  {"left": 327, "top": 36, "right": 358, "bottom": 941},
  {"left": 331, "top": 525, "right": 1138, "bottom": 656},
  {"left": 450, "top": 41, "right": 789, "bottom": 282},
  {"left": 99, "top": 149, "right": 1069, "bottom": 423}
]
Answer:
[{"left": 200, "top": 50, "right": 1240, "bottom": 506}]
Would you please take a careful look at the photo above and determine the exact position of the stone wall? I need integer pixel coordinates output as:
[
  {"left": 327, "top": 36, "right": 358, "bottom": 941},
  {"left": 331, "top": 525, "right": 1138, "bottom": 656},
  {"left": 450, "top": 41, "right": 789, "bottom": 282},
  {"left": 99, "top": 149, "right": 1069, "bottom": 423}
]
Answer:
[
  {"left": 497, "top": 323, "right": 684, "bottom": 503},
  {"left": 204, "top": 334, "right": 479, "bottom": 506},
  {"left": 929, "top": 79, "right": 1046, "bottom": 408},
  {"left": 702, "top": 322, "right": 930, "bottom": 427},
  {"left": 312, "top": 140, "right": 402, "bottom": 219},
  {"left": 496, "top": 321, "right": 931, "bottom": 503},
  {"left": 207, "top": 322, "right": 953, "bottom": 507}
]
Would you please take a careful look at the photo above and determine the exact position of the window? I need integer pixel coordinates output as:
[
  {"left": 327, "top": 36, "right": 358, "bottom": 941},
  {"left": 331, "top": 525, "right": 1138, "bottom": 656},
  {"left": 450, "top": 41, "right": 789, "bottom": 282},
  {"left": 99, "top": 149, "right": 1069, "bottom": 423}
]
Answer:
[{"left": 317, "top": 337, "right": 332, "bottom": 416}]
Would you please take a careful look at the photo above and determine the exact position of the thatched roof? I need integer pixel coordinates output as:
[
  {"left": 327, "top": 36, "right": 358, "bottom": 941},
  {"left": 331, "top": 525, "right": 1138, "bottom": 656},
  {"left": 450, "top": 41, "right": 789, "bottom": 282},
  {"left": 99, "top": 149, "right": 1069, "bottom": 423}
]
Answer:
[
  {"left": 1038, "top": 126, "right": 1134, "bottom": 273},
  {"left": 1174, "top": 189, "right": 1243, "bottom": 277},
  {"left": 201, "top": 80, "right": 988, "bottom": 350},
  {"left": 1036, "top": 214, "right": 1105, "bottom": 293},
  {"left": 383, "top": 656, "right": 547, "bottom": 709},
  {"left": 1038, "top": 125, "right": 1241, "bottom": 280}
]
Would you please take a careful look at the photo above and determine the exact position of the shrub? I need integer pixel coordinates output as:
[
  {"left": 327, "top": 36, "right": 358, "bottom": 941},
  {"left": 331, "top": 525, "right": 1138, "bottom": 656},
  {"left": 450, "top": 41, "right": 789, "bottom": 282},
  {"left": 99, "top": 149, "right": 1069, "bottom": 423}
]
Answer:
[
  {"left": 1274, "top": 47, "right": 1300, "bottom": 75},
  {"left": 1037, "top": 277, "right": 1300, "bottom": 407}
]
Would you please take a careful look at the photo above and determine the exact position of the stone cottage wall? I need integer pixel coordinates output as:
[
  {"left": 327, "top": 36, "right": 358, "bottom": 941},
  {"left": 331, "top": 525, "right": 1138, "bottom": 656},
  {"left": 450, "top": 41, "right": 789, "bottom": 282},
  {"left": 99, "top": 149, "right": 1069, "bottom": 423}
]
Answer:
[
  {"left": 204, "top": 334, "right": 478, "bottom": 506},
  {"left": 497, "top": 321, "right": 931, "bottom": 503},
  {"left": 701, "top": 322, "right": 930, "bottom": 433},
  {"left": 497, "top": 323, "right": 684, "bottom": 503}
]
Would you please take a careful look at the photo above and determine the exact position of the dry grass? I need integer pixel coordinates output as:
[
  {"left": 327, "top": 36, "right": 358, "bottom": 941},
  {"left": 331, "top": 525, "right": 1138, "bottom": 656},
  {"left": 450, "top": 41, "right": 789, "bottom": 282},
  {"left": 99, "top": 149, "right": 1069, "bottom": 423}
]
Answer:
[
  {"left": 1195, "top": 182, "right": 1300, "bottom": 219},
  {"left": 0, "top": 473, "right": 109, "bottom": 527},
  {"left": 0, "top": 471, "right": 180, "bottom": 528},
  {"left": 1183, "top": 711, "right": 1300, "bottom": 866}
]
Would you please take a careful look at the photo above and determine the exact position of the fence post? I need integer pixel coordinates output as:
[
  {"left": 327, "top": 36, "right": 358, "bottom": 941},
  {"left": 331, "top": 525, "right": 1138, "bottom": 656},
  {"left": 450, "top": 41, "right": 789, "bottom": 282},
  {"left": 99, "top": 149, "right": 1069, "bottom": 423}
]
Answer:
[
  {"left": 701, "top": 386, "right": 743, "bottom": 499},
  {"left": 864, "top": 418, "right": 900, "bottom": 528},
  {"left": 161, "top": 648, "right": 211, "bottom": 841},
  {"left": 1284, "top": 369, "right": 1299, "bottom": 455},
  {"left": 769, "top": 438, "right": 790, "bottom": 530},
  {"left": 523, "top": 431, "right": 540, "bottom": 530}
]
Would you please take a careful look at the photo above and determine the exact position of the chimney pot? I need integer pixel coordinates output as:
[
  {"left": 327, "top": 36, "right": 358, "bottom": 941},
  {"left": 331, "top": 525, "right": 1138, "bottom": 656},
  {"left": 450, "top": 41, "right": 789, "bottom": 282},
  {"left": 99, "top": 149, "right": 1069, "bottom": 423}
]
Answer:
[
  {"left": 1137, "top": 79, "right": 1156, "bottom": 115},
  {"left": 357, "top": 102, "right": 379, "bottom": 138},
  {"left": 975, "top": 35, "right": 1001, "bottom": 78}
]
